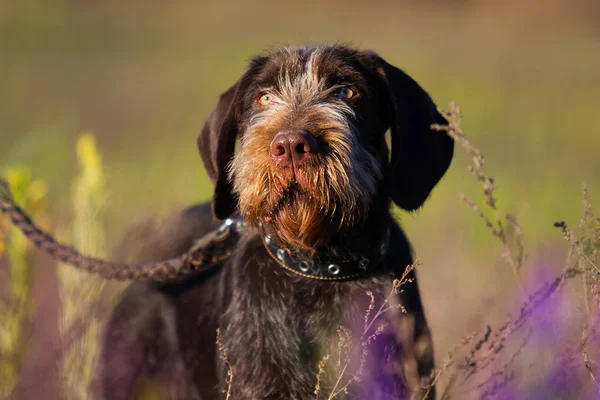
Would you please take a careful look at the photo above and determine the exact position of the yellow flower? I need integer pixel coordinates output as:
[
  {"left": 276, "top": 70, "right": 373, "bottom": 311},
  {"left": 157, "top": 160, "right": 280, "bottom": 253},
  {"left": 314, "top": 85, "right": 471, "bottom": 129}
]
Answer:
[
  {"left": 75, "top": 133, "right": 104, "bottom": 194},
  {"left": 76, "top": 133, "right": 101, "bottom": 171}
]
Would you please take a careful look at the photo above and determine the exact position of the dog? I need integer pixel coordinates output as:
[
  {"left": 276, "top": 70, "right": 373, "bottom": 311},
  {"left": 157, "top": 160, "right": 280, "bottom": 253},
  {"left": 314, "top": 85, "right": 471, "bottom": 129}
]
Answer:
[{"left": 95, "top": 45, "right": 454, "bottom": 400}]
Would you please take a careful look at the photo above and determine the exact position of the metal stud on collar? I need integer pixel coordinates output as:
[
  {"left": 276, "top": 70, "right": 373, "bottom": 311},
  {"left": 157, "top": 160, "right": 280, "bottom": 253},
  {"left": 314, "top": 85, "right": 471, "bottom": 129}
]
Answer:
[
  {"left": 328, "top": 264, "right": 341, "bottom": 275},
  {"left": 218, "top": 218, "right": 235, "bottom": 234},
  {"left": 299, "top": 261, "right": 311, "bottom": 273},
  {"left": 276, "top": 248, "right": 286, "bottom": 261},
  {"left": 259, "top": 224, "right": 390, "bottom": 281}
]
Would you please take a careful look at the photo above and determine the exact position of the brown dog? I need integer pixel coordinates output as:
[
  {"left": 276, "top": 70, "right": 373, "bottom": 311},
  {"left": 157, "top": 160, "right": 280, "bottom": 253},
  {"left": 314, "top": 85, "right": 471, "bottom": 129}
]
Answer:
[{"left": 95, "top": 45, "right": 453, "bottom": 399}]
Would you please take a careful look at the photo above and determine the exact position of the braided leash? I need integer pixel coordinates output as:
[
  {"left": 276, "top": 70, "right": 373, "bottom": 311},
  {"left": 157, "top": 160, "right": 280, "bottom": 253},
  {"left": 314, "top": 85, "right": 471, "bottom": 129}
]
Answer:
[{"left": 0, "top": 179, "right": 241, "bottom": 281}]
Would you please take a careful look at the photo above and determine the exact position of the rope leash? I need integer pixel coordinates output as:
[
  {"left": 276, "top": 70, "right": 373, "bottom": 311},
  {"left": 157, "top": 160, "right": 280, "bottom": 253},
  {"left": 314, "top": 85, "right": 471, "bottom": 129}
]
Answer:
[{"left": 0, "top": 179, "right": 241, "bottom": 281}]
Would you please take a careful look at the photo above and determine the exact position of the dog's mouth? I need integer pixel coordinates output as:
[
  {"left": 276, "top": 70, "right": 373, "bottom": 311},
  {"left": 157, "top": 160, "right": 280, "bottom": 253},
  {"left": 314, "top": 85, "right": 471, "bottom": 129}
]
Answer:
[
  {"left": 233, "top": 137, "right": 374, "bottom": 250},
  {"left": 264, "top": 183, "right": 309, "bottom": 222},
  {"left": 260, "top": 181, "right": 340, "bottom": 251},
  {"left": 260, "top": 159, "right": 352, "bottom": 228}
]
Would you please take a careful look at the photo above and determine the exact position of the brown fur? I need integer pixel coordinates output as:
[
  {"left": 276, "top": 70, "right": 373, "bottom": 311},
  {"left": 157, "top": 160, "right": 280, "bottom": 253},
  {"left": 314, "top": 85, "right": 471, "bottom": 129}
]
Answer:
[
  {"left": 230, "top": 47, "right": 380, "bottom": 250},
  {"left": 96, "top": 45, "right": 454, "bottom": 400}
]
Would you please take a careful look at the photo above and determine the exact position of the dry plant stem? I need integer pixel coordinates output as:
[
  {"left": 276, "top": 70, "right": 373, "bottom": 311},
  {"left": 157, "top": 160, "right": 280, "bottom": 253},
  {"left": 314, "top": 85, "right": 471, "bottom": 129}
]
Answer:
[
  {"left": 216, "top": 328, "right": 233, "bottom": 400},
  {"left": 581, "top": 324, "right": 600, "bottom": 396},
  {"left": 555, "top": 186, "right": 599, "bottom": 329},
  {"left": 327, "top": 262, "right": 417, "bottom": 399},
  {"left": 583, "top": 271, "right": 593, "bottom": 327},
  {"left": 432, "top": 102, "right": 525, "bottom": 289},
  {"left": 457, "top": 327, "right": 532, "bottom": 397},
  {"left": 420, "top": 330, "right": 481, "bottom": 400},
  {"left": 578, "top": 186, "right": 599, "bottom": 275},
  {"left": 578, "top": 186, "right": 600, "bottom": 393},
  {"left": 315, "top": 355, "right": 330, "bottom": 400},
  {"left": 421, "top": 353, "right": 454, "bottom": 400},
  {"left": 584, "top": 351, "right": 600, "bottom": 395},
  {"left": 425, "top": 105, "right": 598, "bottom": 398},
  {"left": 436, "top": 267, "right": 580, "bottom": 399}
]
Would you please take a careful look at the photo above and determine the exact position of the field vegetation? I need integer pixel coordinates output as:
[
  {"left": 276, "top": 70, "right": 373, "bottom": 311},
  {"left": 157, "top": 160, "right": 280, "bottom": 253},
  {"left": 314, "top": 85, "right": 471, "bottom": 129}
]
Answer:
[{"left": 1, "top": 1, "right": 599, "bottom": 398}]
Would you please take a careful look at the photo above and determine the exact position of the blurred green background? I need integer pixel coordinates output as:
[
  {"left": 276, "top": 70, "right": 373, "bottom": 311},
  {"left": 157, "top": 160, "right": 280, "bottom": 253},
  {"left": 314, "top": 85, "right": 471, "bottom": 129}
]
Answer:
[{"left": 1, "top": 1, "right": 599, "bottom": 398}]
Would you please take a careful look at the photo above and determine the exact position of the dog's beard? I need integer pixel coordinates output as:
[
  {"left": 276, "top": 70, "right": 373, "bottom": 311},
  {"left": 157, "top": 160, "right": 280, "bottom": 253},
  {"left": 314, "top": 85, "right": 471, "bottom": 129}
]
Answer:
[
  {"left": 265, "top": 184, "right": 337, "bottom": 251},
  {"left": 230, "top": 101, "right": 382, "bottom": 251},
  {"left": 232, "top": 161, "right": 350, "bottom": 251},
  {"left": 231, "top": 140, "right": 381, "bottom": 251}
]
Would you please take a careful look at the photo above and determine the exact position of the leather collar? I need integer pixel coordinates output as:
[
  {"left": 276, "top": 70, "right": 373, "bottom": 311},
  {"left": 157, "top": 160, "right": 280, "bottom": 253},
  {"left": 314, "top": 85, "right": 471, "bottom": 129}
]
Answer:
[{"left": 259, "top": 222, "right": 390, "bottom": 281}]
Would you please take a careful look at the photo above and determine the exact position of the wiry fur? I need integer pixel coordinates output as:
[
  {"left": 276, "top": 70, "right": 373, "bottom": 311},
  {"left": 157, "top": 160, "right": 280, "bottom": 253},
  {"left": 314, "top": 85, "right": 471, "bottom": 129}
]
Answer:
[
  {"left": 230, "top": 47, "right": 381, "bottom": 250},
  {"left": 95, "top": 45, "right": 454, "bottom": 400}
]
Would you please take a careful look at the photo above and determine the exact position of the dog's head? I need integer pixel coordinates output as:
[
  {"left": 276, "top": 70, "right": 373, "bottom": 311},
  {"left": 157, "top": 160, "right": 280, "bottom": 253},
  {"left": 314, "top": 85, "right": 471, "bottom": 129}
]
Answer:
[{"left": 198, "top": 45, "right": 453, "bottom": 251}]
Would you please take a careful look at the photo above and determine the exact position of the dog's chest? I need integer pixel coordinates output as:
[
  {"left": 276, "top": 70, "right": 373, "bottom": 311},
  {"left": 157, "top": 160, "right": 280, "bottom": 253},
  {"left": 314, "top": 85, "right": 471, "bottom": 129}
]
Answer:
[
  {"left": 220, "top": 261, "right": 391, "bottom": 398},
  {"left": 226, "top": 272, "right": 357, "bottom": 350}
]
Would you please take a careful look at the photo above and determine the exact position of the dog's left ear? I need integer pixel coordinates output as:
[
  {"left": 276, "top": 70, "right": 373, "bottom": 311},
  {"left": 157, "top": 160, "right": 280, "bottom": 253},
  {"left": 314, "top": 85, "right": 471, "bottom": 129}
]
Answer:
[{"left": 371, "top": 55, "right": 454, "bottom": 211}]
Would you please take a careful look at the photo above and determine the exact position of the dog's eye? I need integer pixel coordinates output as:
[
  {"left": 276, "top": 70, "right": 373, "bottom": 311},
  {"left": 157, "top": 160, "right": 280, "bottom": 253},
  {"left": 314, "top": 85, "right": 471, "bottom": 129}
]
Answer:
[
  {"left": 258, "top": 94, "right": 273, "bottom": 106},
  {"left": 338, "top": 87, "right": 355, "bottom": 100}
]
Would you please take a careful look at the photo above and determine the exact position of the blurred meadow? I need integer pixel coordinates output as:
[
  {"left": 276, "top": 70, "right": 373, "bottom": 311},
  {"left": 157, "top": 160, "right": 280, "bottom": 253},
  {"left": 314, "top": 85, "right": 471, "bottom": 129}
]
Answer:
[{"left": 1, "top": 1, "right": 600, "bottom": 399}]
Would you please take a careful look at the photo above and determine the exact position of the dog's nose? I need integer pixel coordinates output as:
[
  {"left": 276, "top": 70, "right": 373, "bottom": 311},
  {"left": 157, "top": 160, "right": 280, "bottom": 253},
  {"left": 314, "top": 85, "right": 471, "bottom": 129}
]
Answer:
[{"left": 270, "top": 130, "right": 319, "bottom": 167}]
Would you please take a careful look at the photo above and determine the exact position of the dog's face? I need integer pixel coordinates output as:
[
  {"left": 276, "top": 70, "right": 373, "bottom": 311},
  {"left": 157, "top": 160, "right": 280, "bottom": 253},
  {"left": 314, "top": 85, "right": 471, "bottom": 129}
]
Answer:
[
  {"left": 199, "top": 46, "right": 454, "bottom": 251},
  {"left": 229, "top": 48, "right": 389, "bottom": 250}
]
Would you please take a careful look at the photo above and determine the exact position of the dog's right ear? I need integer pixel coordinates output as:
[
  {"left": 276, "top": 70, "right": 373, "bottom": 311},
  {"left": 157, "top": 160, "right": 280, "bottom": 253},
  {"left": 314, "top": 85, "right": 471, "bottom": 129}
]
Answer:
[
  {"left": 197, "top": 58, "right": 266, "bottom": 220},
  {"left": 197, "top": 83, "right": 240, "bottom": 220}
]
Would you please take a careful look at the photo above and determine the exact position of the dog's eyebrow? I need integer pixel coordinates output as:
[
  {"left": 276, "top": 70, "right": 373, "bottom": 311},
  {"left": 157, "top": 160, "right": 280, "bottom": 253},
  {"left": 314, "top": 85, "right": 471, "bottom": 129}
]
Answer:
[
  {"left": 325, "top": 75, "right": 368, "bottom": 94},
  {"left": 319, "top": 64, "right": 366, "bottom": 84},
  {"left": 256, "top": 86, "right": 276, "bottom": 94}
]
